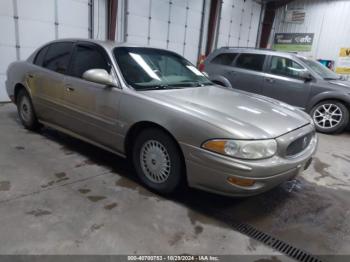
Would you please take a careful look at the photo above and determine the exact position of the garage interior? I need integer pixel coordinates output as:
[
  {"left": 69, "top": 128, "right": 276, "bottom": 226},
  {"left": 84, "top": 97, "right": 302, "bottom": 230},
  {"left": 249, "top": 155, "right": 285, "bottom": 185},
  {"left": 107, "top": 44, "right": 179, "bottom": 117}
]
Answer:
[{"left": 1, "top": 0, "right": 350, "bottom": 261}]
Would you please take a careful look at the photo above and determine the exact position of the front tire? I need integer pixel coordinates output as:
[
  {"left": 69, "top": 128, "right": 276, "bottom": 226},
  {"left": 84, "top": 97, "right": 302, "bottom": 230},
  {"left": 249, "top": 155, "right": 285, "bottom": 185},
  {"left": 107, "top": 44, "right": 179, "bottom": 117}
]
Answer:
[
  {"left": 311, "top": 100, "right": 349, "bottom": 134},
  {"left": 132, "top": 128, "right": 184, "bottom": 194},
  {"left": 17, "top": 89, "right": 40, "bottom": 131}
]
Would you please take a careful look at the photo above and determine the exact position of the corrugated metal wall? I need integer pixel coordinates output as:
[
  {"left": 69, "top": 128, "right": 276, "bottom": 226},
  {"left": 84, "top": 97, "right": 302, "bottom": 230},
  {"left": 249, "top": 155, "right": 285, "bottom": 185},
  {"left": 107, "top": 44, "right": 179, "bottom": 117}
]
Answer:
[
  {"left": 0, "top": 0, "right": 107, "bottom": 102},
  {"left": 271, "top": 0, "right": 350, "bottom": 63},
  {"left": 216, "top": 0, "right": 262, "bottom": 48}
]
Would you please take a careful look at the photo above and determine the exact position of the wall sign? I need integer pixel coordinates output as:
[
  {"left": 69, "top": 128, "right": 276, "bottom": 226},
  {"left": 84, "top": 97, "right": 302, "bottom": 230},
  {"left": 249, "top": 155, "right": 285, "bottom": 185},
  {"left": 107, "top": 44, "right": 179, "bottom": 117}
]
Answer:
[
  {"left": 273, "top": 33, "right": 314, "bottom": 52},
  {"left": 336, "top": 48, "right": 350, "bottom": 74}
]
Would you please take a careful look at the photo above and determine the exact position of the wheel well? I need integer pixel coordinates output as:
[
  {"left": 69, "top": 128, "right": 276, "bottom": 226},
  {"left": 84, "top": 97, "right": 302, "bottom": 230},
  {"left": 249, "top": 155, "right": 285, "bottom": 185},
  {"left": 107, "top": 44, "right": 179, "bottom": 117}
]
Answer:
[
  {"left": 14, "top": 83, "right": 26, "bottom": 104},
  {"left": 124, "top": 121, "right": 186, "bottom": 172},
  {"left": 310, "top": 98, "right": 350, "bottom": 113}
]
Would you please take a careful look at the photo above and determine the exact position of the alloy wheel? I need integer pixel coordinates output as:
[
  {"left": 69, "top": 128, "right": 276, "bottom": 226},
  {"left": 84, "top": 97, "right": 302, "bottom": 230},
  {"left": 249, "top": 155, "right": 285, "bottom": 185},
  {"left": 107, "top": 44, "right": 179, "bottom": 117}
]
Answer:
[{"left": 313, "top": 103, "right": 342, "bottom": 129}]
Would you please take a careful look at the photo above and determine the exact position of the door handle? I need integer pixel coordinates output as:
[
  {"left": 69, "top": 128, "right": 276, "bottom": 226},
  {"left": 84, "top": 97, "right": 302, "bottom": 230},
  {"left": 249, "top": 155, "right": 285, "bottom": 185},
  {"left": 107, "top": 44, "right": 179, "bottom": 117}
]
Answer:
[
  {"left": 65, "top": 85, "right": 75, "bottom": 92},
  {"left": 265, "top": 77, "right": 275, "bottom": 83},
  {"left": 28, "top": 73, "right": 34, "bottom": 78}
]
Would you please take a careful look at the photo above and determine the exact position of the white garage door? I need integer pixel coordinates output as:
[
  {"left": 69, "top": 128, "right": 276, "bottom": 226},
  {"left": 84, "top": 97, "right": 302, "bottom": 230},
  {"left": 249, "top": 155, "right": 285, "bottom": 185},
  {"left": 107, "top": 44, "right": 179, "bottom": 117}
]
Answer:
[
  {"left": 125, "top": 0, "right": 204, "bottom": 64},
  {"left": 216, "top": 0, "right": 262, "bottom": 48},
  {"left": 0, "top": 0, "right": 93, "bottom": 102}
]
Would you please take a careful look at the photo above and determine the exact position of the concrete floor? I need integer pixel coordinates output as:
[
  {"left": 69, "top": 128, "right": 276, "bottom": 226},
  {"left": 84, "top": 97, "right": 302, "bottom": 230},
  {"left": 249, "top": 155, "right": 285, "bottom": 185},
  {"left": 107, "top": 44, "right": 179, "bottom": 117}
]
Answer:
[{"left": 1, "top": 103, "right": 350, "bottom": 260}]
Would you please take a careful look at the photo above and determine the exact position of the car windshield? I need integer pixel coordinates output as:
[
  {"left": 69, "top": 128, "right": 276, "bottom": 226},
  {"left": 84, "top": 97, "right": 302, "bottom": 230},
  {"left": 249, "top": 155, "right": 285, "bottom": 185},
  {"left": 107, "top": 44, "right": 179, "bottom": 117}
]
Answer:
[
  {"left": 113, "top": 47, "right": 212, "bottom": 90},
  {"left": 299, "top": 57, "right": 340, "bottom": 80}
]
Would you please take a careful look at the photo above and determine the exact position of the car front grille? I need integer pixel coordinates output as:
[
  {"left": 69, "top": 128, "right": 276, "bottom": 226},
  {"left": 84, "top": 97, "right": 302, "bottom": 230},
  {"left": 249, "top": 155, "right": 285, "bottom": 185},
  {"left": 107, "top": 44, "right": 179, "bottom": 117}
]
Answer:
[{"left": 286, "top": 132, "right": 313, "bottom": 157}]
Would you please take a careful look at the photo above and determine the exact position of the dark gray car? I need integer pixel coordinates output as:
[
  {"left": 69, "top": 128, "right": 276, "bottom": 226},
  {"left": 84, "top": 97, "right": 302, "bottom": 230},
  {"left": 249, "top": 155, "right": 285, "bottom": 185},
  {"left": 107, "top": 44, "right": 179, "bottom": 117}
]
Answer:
[{"left": 204, "top": 47, "right": 350, "bottom": 134}]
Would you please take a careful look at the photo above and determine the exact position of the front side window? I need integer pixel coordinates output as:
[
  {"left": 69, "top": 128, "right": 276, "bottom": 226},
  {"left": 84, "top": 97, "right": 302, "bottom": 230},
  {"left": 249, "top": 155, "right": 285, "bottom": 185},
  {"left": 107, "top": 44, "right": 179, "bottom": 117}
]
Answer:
[
  {"left": 43, "top": 42, "right": 73, "bottom": 74},
  {"left": 235, "top": 53, "right": 266, "bottom": 72},
  {"left": 70, "top": 44, "right": 111, "bottom": 78},
  {"left": 211, "top": 53, "right": 238, "bottom": 66},
  {"left": 269, "top": 56, "right": 306, "bottom": 79},
  {"left": 113, "top": 47, "right": 212, "bottom": 90}
]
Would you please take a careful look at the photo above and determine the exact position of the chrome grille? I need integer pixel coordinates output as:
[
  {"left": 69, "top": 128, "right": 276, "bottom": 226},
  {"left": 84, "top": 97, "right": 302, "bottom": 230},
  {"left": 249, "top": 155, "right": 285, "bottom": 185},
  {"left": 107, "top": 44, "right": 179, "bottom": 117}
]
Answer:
[{"left": 286, "top": 132, "right": 313, "bottom": 156}]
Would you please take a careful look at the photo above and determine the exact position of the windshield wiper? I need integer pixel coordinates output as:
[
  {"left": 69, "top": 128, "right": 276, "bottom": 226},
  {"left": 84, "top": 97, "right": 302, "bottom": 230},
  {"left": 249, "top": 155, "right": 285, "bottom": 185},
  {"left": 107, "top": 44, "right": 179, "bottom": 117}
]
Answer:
[
  {"left": 178, "top": 80, "right": 213, "bottom": 87},
  {"left": 136, "top": 84, "right": 183, "bottom": 91}
]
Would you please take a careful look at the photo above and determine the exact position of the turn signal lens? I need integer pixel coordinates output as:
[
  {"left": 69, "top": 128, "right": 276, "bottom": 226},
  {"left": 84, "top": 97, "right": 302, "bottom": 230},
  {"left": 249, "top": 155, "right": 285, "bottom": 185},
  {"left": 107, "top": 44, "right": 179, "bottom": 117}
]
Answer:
[{"left": 227, "top": 177, "right": 255, "bottom": 187}]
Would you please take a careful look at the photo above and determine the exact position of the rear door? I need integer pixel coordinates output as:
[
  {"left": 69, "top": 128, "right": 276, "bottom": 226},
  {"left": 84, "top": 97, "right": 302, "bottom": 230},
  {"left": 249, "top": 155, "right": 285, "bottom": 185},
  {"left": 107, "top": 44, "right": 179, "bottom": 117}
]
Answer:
[
  {"left": 29, "top": 41, "right": 74, "bottom": 126},
  {"left": 205, "top": 52, "right": 238, "bottom": 86},
  {"left": 229, "top": 53, "right": 267, "bottom": 94},
  {"left": 263, "top": 56, "right": 311, "bottom": 109},
  {"left": 62, "top": 42, "right": 123, "bottom": 151}
]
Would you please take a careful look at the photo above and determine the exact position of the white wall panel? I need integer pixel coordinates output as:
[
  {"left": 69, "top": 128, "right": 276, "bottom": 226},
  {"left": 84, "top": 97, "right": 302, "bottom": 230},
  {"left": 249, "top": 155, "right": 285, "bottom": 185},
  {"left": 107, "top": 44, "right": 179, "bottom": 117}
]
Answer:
[
  {"left": 217, "top": 0, "right": 262, "bottom": 49},
  {"left": 125, "top": 0, "right": 204, "bottom": 64},
  {"left": 0, "top": 0, "right": 107, "bottom": 101},
  {"left": 271, "top": 0, "right": 350, "bottom": 70}
]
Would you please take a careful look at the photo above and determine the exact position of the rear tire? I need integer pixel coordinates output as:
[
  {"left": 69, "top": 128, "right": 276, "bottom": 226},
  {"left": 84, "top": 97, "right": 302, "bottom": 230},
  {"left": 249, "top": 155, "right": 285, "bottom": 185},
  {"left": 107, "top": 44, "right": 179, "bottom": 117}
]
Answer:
[
  {"left": 311, "top": 100, "right": 349, "bottom": 134},
  {"left": 132, "top": 128, "right": 184, "bottom": 194},
  {"left": 17, "top": 89, "right": 40, "bottom": 131}
]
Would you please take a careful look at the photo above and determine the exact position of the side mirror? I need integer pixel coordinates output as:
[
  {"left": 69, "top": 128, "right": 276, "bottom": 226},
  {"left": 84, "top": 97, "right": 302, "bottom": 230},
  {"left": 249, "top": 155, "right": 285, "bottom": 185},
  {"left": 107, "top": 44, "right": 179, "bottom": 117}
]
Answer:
[
  {"left": 299, "top": 71, "right": 313, "bottom": 82},
  {"left": 82, "top": 69, "right": 116, "bottom": 86}
]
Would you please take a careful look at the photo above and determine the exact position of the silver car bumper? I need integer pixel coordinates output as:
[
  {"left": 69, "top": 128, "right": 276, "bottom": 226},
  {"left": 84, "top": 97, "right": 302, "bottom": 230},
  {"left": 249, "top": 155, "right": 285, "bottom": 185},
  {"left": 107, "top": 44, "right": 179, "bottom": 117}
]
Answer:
[{"left": 181, "top": 124, "right": 318, "bottom": 197}]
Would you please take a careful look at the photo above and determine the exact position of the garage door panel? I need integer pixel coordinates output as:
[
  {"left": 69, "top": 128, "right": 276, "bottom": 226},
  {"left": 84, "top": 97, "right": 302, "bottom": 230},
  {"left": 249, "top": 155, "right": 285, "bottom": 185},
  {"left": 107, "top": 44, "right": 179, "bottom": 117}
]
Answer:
[
  {"left": 187, "top": 10, "right": 202, "bottom": 29},
  {"left": 19, "top": 19, "right": 55, "bottom": 48},
  {"left": 169, "top": 24, "right": 185, "bottom": 44},
  {"left": 151, "top": 1, "right": 169, "bottom": 22},
  {"left": 170, "top": 5, "right": 186, "bottom": 25},
  {"left": 184, "top": 44, "right": 198, "bottom": 64},
  {"left": 0, "top": 16, "right": 16, "bottom": 46},
  {"left": 126, "top": 35, "right": 148, "bottom": 46},
  {"left": 0, "top": 46, "right": 17, "bottom": 74},
  {"left": 149, "top": 39, "right": 167, "bottom": 49},
  {"left": 128, "top": 0, "right": 150, "bottom": 17},
  {"left": 58, "top": 0, "right": 88, "bottom": 28},
  {"left": 168, "top": 42, "right": 183, "bottom": 56},
  {"left": 172, "top": 0, "right": 187, "bottom": 8},
  {"left": 185, "top": 27, "right": 200, "bottom": 45},
  {"left": 20, "top": 47, "right": 37, "bottom": 61},
  {"left": 58, "top": 25, "right": 89, "bottom": 39},
  {"left": 188, "top": 0, "right": 203, "bottom": 12},
  {"left": 17, "top": 0, "right": 55, "bottom": 22},
  {"left": 127, "top": 15, "right": 149, "bottom": 38},
  {"left": 150, "top": 19, "right": 168, "bottom": 41},
  {"left": 0, "top": 1, "right": 13, "bottom": 16}
]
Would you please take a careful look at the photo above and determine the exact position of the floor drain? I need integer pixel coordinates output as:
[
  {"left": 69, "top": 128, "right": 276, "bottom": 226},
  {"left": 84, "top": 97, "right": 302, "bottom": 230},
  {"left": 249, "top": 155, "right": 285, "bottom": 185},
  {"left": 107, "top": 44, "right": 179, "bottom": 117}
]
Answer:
[
  {"left": 196, "top": 206, "right": 324, "bottom": 262},
  {"left": 231, "top": 220, "right": 323, "bottom": 262}
]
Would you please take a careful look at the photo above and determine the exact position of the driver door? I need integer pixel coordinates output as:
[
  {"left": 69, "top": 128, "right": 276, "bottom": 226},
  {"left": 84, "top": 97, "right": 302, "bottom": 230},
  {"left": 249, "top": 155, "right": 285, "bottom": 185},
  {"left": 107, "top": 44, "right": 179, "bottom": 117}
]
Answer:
[
  {"left": 263, "top": 56, "right": 311, "bottom": 109},
  {"left": 62, "top": 42, "right": 123, "bottom": 151}
]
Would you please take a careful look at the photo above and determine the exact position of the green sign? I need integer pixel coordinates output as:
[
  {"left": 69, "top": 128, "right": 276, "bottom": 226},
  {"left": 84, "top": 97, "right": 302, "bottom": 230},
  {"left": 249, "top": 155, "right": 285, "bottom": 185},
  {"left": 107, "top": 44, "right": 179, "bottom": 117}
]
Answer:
[{"left": 273, "top": 33, "right": 314, "bottom": 52}]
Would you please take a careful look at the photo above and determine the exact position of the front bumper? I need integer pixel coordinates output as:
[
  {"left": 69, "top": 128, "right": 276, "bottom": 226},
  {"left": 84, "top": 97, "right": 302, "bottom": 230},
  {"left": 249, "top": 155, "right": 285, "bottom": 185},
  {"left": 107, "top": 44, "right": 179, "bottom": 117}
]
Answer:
[{"left": 181, "top": 124, "right": 318, "bottom": 197}]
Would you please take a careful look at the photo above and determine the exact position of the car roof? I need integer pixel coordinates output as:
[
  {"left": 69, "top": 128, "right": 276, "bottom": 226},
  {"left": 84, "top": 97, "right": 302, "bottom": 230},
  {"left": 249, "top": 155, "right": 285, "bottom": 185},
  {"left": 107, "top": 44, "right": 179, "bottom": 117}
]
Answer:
[
  {"left": 44, "top": 38, "right": 161, "bottom": 51},
  {"left": 215, "top": 47, "right": 299, "bottom": 58}
]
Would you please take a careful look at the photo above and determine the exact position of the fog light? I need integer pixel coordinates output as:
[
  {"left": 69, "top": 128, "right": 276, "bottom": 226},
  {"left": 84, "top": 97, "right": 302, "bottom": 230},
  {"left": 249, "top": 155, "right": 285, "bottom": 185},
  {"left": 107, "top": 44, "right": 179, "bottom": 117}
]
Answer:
[{"left": 227, "top": 177, "right": 255, "bottom": 187}]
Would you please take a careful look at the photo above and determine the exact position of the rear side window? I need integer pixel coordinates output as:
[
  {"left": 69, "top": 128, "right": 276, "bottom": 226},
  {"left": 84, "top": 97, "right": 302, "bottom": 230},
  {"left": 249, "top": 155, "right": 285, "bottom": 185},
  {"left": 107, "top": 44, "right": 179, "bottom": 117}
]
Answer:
[
  {"left": 235, "top": 53, "right": 266, "bottom": 72},
  {"left": 43, "top": 42, "right": 73, "bottom": 74},
  {"left": 211, "top": 53, "right": 237, "bottom": 65},
  {"left": 34, "top": 45, "right": 49, "bottom": 66},
  {"left": 69, "top": 44, "right": 111, "bottom": 78}
]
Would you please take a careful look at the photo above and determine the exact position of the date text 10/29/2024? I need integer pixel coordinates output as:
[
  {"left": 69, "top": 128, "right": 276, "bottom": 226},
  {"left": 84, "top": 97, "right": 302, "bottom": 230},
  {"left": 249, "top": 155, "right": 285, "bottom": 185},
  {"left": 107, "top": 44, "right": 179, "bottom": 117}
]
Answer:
[{"left": 127, "top": 256, "right": 219, "bottom": 261}]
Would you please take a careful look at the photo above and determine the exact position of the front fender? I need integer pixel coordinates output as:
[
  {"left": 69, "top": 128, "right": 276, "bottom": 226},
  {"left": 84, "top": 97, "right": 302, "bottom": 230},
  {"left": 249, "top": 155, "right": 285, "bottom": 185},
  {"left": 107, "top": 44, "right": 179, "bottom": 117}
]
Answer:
[{"left": 306, "top": 91, "right": 350, "bottom": 112}]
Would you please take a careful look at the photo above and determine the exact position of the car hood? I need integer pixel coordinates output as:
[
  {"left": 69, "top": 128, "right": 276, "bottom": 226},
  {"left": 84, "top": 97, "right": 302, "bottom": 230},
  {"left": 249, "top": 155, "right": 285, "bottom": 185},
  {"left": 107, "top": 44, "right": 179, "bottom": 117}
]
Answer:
[
  {"left": 142, "top": 86, "right": 311, "bottom": 139},
  {"left": 328, "top": 80, "right": 350, "bottom": 90}
]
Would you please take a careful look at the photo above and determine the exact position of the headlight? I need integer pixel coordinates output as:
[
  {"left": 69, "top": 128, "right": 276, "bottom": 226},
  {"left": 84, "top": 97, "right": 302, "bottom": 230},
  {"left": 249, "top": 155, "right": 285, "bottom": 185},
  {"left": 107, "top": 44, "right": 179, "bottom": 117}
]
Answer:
[{"left": 202, "top": 139, "right": 277, "bottom": 159}]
